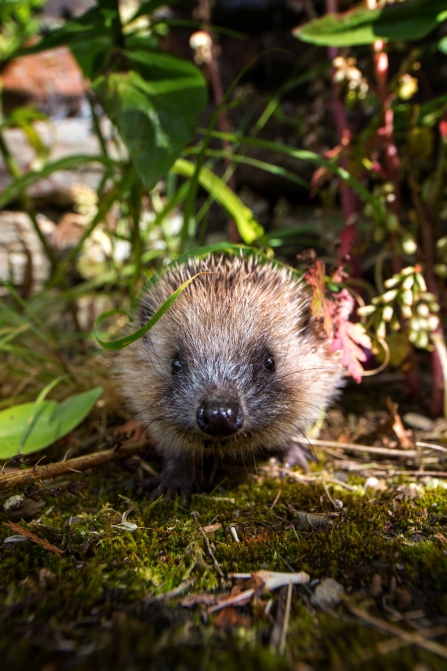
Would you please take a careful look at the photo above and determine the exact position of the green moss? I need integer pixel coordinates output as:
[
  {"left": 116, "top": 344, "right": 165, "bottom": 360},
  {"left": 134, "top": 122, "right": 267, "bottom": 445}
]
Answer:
[{"left": 2, "top": 463, "right": 447, "bottom": 669}]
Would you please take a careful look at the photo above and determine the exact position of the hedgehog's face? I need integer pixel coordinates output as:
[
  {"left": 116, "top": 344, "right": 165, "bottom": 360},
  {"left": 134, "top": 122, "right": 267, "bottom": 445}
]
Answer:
[
  {"left": 168, "top": 342, "right": 279, "bottom": 441},
  {"left": 145, "top": 312, "right": 298, "bottom": 456}
]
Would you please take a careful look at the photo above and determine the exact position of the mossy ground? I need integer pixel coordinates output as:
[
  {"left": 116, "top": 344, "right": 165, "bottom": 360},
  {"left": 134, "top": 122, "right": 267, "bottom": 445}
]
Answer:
[{"left": 2, "top": 418, "right": 447, "bottom": 671}]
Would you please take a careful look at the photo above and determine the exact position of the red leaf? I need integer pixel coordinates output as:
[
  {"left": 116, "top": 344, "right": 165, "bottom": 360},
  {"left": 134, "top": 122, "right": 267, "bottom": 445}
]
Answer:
[{"left": 332, "top": 321, "right": 371, "bottom": 383}]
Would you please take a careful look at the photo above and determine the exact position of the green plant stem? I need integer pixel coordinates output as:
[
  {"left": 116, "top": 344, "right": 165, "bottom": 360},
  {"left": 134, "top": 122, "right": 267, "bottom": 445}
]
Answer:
[
  {"left": 0, "top": 131, "right": 56, "bottom": 267},
  {"left": 87, "top": 93, "right": 109, "bottom": 158}
]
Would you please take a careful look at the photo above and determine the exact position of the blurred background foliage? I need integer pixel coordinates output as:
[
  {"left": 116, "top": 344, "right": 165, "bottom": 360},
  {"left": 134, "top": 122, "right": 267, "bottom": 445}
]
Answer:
[{"left": 1, "top": 0, "right": 447, "bottom": 444}]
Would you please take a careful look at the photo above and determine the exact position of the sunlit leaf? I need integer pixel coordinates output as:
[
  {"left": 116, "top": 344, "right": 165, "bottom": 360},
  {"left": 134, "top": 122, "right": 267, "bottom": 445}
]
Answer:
[
  {"left": 0, "top": 387, "right": 103, "bottom": 458},
  {"left": 172, "top": 159, "right": 266, "bottom": 244},
  {"left": 294, "top": 0, "right": 447, "bottom": 47},
  {"left": 93, "top": 50, "right": 207, "bottom": 190}
]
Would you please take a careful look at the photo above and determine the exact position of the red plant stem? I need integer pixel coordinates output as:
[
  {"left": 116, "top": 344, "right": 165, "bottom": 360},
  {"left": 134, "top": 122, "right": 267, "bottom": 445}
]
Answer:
[
  {"left": 325, "top": 0, "right": 359, "bottom": 275},
  {"left": 409, "top": 173, "right": 444, "bottom": 415}
]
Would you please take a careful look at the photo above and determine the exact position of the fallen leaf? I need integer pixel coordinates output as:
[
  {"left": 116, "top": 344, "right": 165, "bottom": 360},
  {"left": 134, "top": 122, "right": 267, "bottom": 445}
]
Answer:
[
  {"left": 202, "top": 523, "right": 222, "bottom": 534},
  {"left": 310, "top": 578, "right": 344, "bottom": 610},
  {"left": 386, "top": 398, "right": 413, "bottom": 449}
]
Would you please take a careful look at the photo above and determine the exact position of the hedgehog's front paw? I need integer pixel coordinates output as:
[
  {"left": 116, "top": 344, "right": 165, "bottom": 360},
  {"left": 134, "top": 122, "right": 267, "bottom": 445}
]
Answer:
[
  {"left": 148, "top": 454, "right": 199, "bottom": 502},
  {"left": 280, "top": 441, "right": 313, "bottom": 472}
]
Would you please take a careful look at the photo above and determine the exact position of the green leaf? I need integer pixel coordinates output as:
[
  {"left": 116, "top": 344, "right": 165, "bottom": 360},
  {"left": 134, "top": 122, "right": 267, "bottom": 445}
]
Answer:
[
  {"left": 95, "top": 273, "right": 207, "bottom": 349},
  {"left": 172, "top": 158, "right": 266, "bottom": 244},
  {"left": 0, "top": 154, "right": 116, "bottom": 209},
  {"left": 130, "top": 0, "right": 180, "bottom": 21},
  {"left": 201, "top": 129, "right": 382, "bottom": 221},
  {"left": 0, "top": 387, "right": 103, "bottom": 458},
  {"left": 93, "top": 50, "right": 207, "bottom": 190},
  {"left": 294, "top": 0, "right": 447, "bottom": 47}
]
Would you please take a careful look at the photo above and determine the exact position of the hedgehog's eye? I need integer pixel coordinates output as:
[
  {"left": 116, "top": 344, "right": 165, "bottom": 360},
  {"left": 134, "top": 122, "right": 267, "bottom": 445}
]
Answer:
[
  {"left": 172, "top": 358, "right": 182, "bottom": 374},
  {"left": 265, "top": 357, "right": 275, "bottom": 371}
]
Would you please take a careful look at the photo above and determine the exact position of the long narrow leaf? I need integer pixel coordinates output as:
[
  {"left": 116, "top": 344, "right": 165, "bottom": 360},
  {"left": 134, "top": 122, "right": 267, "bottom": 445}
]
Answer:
[
  {"left": 0, "top": 154, "right": 116, "bottom": 209},
  {"left": 95, "top": 272, "right": 208, "bottom": 350},
  {"left": 200, "top": 130, "right": 382, "bottom": 221},
  {"left": 173, "top": 159, "right": 266, "bottom": 244}
]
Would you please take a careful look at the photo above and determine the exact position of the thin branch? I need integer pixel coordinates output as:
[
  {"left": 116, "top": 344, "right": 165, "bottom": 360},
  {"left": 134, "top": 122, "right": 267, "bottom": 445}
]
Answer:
[
  {"left": 349, "top": 605, "right": 447, "bottom": 661},
  {"left": 0, "top": 440, "right": 151, "bottom": 493},
  {"left": 191, "top": 510, "right": 225, "bottom": 582}
]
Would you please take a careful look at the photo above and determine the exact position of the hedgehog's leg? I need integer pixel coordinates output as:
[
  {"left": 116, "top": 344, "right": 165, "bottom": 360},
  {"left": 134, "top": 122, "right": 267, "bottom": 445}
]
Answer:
[
  {"left": 279, "top": 441, "right": 313, "bottom": 472},
  {"left": 148, "top": 452, "right": 199, "bottom": 502}
]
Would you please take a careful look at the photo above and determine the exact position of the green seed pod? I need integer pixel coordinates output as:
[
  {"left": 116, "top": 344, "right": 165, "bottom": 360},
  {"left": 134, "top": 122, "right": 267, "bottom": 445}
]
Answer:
[
  {"left": 382, "top": 289, "right": 398, "bottom": 303},
  {"left": 391, "top": 314, "right": 401, "bottom": 331},
  {"left": 434, "top": 263, "right": 447, "bottom": 277},
  {"left": 403, "top": 290, "right": 413, "bottom": 306},
  {"left": 428, "top": 315, "right": 440, "bottom": 331},
  {"left": 385, "top": 212, "right": 400, "bottom": 232},
  {"left": 402, "top": 275, "right": 414, "bottom": 290},
  {"left": 401, "top": 304, "right": 413, "bottom": 319},
  {"left": 377, "top": 320, "right": 386, "bottom": 339},
  {"left": 415, "top": 332, "right": 429, "bottom": 349},
  {"left": 357, "top": 305, "right": 376, "bottom": 316},
  {"left": 415, "top": 274, "right": 427, "bottom": 292},
  {"left": 416, "top": 303, "right": 429, "bottom": 318},
  {"left": 384, "top": 275, "right": 401, "bottom": 289},
  {"left": 429, "top": 302, "right": 440, "bottom": 312}
]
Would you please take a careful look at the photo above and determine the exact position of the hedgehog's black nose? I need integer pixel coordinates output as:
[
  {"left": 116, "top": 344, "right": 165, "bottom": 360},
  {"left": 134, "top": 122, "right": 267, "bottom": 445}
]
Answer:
[{"left": 197, "top": 398, "right": 244, "bottom": 437}]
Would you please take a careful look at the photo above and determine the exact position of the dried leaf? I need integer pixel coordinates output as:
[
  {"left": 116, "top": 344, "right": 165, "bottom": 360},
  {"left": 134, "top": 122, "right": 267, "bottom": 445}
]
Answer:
[
  {"left": 4, "top": 521, "right": 63, "bottom": 556},
  {"left": 305, "top": 260, "right": 332, "bottom": 337},
  {"left": 202, "top": 523, "right": 222, "bottom": 534},
  {"left": 386, "top": 398, "right": 413, "bottom": 449},
  {"left": 310, "top": 578, "right": 344, "bottom": 610}
]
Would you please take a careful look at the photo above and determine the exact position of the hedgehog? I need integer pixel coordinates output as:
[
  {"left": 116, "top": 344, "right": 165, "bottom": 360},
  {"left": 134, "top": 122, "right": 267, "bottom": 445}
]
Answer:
[{"left": 117, "top": 253, "right": 344, "bottom": 499}]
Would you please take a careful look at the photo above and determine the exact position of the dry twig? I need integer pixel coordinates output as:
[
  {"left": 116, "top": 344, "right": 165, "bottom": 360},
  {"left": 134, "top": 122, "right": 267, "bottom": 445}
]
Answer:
[
  {"left": 0, "top": 441, "right": 151, "bottom": 493},
  {"left": 350, "top": 605, "right": 447, "bottom": 660},
  {"left": 4, "top": 521, "right": 63, "bottom": 556}
]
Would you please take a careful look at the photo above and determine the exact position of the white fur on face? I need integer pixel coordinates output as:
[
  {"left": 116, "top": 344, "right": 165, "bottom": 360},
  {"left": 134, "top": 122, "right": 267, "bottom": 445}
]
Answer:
[{"left": 117, "top": 255, "right": 344, "bottom": 461}]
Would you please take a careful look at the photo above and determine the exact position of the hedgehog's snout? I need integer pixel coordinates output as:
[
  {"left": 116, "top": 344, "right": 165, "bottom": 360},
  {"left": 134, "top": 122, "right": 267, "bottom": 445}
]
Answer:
[{"left": 197, "top": 396, "right": 244, "bottom": 438}]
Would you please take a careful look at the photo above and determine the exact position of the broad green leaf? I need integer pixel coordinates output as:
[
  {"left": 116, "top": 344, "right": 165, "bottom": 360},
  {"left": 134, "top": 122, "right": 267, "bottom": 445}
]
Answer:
[
  {"left": 0, "top": 387, "right": 103, "bottom": 458},
  {"left": 93, "top": 50, "right": 207, "bottom": 190},
  {"left": 172, "top": 158, "right": 266, "bottom": 244},
  {"left": 295, "top": 0, "right": 447, "bottom": 47}
]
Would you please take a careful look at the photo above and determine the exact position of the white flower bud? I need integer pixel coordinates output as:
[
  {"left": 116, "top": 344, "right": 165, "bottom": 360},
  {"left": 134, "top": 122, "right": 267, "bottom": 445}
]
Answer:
[
  {"left": 415, "top": 332, "right": 429, "bottom": 349},
  {"left": 430, "top": 302, "right": 440, "bottom": 312},
  {"left": 401, "top": 304, "right": 413, "bottom": 319},
  {"left": 357, "top": 305, "right": 376, "bottom": 316},
  {"left": 428, "top": 315, "right": 440, "bottom": 331},
  {"left": 377, "top": 321, "right": 386, "bottom": 339},
  {"left": 384, "top": 276, "right": 401, "bottom": 289},
  {"left": 401, "top": 266, "right": 415, "bottom": 276},
  {"left": 382, "top": 305, "right": 394, "bottom": 322},
  {"left": 416, "top": 303, "right": 429, "bottom": 318},
  {"left": 382, "top": 289, "right": 398, "bottom": 303},
  {"left": 402, "top": 275, "right": 414, "bottom": 290},
  {"left": 415, "top": 274, "right": 427, "bottom": 292},
  {"left": 409, "top": 330, "right": 418, "bottom": 343},
  {"left": 403, "top": 290, "right": 413, "bottom": 306}
]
